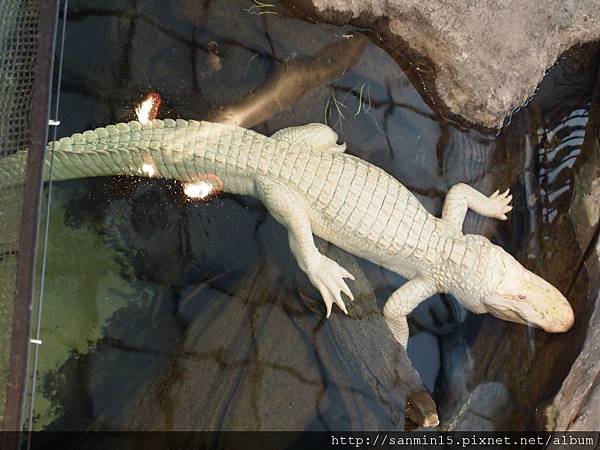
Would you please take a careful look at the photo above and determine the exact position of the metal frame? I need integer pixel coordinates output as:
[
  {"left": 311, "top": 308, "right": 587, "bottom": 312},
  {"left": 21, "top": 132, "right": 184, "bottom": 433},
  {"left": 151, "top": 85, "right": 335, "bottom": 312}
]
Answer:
[{"left": 2, "top": 0, "right": 60, "bottom": 431}]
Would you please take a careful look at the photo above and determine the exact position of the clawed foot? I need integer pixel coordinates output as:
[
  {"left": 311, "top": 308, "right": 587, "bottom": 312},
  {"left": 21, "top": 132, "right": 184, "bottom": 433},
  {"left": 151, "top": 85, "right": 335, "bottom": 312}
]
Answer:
[
  {"left": 489, "top": 188, "right": 513, "bottom": 220},
  {"left": 307, "top": 254, "right": 355, "bottom": 317}
]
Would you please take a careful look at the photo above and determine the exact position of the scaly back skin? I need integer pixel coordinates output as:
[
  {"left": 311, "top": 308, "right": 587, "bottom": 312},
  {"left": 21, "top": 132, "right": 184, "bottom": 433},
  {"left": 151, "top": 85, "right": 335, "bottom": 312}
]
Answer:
[{"left": 2, "top": 119, "right": 458, "bottom": 284}]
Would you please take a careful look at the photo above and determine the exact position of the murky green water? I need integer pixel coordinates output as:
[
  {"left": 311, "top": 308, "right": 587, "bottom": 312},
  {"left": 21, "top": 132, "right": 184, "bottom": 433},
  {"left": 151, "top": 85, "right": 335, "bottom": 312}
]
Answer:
[{"left": 25, "top": 0, "right": 599, "bottom": 431}]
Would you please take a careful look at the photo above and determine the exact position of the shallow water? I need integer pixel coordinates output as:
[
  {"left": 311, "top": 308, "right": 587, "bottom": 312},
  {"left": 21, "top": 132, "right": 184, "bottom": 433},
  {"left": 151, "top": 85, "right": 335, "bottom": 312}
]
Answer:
[{"left": 26, "top": 0, "right": 599, "bottom": 431}]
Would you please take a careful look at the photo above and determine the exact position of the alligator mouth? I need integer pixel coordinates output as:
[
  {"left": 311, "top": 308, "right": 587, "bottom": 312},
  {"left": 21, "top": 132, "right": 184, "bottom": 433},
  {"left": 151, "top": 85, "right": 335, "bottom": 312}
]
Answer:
[
  {"left": 492, "top": 306, "right": 574, "bottom": 333},
  {"left": 486, "top": 303, "right": 534, "bottom": 328},
  {"left": 484, "top": 302, "right": 515, "bottom": 320}
]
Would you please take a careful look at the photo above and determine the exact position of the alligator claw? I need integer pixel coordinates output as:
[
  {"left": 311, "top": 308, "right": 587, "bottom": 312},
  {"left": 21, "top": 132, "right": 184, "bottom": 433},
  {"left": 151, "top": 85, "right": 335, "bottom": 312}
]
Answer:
[
  {"left": 307, "top": 254, "right": 354, "bottom": 317},
  {"left": 488, "top": 187, "right": 513, "bottom": 220}
]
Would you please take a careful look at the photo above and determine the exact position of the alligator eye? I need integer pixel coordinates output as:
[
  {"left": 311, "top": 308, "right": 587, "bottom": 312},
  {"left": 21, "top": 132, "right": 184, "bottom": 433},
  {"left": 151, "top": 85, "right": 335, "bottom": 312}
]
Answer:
[{"left": 515, "top": 294, "right": 527, "bottom": 302}]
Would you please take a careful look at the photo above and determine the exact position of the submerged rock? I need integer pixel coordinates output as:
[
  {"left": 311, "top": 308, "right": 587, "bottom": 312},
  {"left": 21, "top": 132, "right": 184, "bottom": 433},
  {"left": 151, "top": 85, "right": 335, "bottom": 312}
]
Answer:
[
  {"left": 42, "top": 199, "right": 436, "bottom": 431},
  {"left": 282, "top": 0, "right": 600, "bottom": 128}
]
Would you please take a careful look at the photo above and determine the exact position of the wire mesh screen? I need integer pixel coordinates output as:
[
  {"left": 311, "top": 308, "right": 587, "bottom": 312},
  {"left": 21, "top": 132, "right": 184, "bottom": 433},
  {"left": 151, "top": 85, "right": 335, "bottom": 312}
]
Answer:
[
  {"left": 0, "top": 1, "right": 39, "bottom": 157},
  {"left": 0, "top": 0, "right": 42, "bottom": 425}
]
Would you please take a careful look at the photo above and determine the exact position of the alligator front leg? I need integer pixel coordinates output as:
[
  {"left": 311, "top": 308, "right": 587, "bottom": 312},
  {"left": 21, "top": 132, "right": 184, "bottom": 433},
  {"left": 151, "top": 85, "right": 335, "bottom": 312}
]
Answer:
[
  {"left": 442, "top": 183, "right": 513, "bottom": 232},
  {"left": 383, "top": 277, "right": 438, "bottom": 348},
  {"left": 255, "top": 177, "right": 355, "bottom": 317}
]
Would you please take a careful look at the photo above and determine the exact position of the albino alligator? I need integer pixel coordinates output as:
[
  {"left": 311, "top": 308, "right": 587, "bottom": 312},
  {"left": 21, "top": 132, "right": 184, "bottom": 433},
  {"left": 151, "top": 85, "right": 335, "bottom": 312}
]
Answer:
[{"left": 1, "top": 119, "right": 575, "bottom": 346}]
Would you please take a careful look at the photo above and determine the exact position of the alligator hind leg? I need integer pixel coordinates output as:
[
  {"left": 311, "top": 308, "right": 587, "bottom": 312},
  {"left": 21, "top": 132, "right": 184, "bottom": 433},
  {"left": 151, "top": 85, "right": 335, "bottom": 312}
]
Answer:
[
  {"left": 442, "top": 183, "right": 513, "bottom": 233},
  {"left": 270, "top": 123, "right": 346, "bottom": 153},
  {"left": 255, "top": 177, "right": 354, "bottom": 317},
  {"left": 383, "top": 277, "right": 438, "bottom": 348}
]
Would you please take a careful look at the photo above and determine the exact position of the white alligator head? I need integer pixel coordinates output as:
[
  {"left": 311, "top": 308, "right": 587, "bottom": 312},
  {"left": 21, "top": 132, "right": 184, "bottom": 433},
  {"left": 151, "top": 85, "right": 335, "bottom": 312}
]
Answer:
[{"left": 483, "top": 245, "right": 574, "bottom": 333}]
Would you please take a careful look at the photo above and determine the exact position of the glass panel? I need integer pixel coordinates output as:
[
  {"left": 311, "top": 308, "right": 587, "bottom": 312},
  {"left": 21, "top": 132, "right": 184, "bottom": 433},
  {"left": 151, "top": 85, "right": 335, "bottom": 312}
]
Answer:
[{"left": 23, "top": 0, "right": 598, "bottom": 432}]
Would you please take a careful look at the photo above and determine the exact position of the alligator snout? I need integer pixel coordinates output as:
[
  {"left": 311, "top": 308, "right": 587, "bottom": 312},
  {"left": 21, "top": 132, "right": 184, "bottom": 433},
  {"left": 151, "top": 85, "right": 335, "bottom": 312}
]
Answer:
[{"left": 542, "top": 305, "right": 574, "bottom": 333}]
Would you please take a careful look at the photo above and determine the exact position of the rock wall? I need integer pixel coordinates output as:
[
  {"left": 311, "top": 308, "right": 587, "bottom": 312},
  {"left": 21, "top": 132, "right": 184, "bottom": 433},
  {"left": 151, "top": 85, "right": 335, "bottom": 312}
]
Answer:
[
  {"left": 545, "top": 75, "right": 600, "bottom": 431},
  {"left": 283, "top": 0, "right": 600, "bottom": 129}
]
